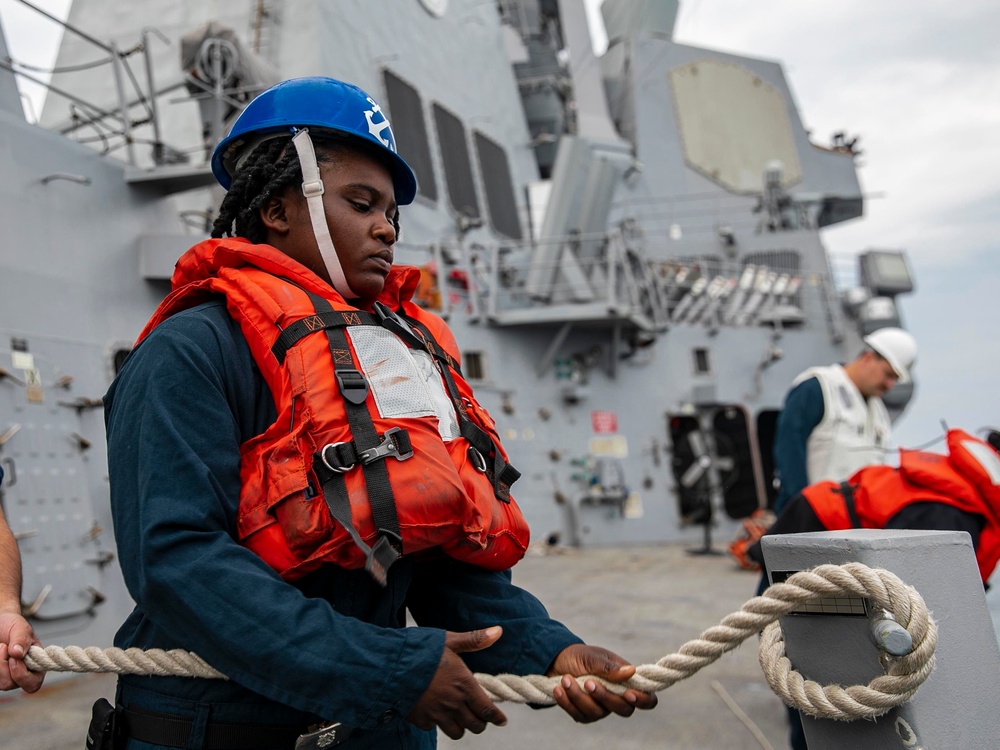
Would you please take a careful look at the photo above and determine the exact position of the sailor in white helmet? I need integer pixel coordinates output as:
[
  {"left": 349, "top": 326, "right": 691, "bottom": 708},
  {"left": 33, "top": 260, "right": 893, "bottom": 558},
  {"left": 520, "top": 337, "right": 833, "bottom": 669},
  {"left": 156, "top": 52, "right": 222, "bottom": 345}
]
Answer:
[{"left": 771, "top": 326, "right": 918, "bottom": 515}]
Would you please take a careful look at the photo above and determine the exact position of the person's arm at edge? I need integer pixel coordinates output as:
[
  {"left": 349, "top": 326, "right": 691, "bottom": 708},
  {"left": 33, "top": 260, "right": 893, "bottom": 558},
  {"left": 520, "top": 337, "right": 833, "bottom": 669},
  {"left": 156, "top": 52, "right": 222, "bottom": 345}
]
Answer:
[{"left": 0, "top": 505, "right": 43, "bottom": 692}]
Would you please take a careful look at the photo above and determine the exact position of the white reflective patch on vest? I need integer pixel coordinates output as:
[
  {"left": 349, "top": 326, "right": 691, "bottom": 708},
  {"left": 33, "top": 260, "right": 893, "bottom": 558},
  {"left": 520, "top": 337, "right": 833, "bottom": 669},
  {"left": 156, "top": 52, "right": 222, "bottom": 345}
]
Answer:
[
  {"left": 962, "top": 440, "right": 1000, "bottom": 485},
  {"left": 347, "top": 327, "right": 460, "bottom": 441}
]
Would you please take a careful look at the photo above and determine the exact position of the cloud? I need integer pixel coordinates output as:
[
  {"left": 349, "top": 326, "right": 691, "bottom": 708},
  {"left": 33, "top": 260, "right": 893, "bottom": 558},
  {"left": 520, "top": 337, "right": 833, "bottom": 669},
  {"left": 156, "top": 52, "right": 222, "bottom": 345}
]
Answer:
[{"left": 892, "top": 250, "right": 1000, "bottom": 446}]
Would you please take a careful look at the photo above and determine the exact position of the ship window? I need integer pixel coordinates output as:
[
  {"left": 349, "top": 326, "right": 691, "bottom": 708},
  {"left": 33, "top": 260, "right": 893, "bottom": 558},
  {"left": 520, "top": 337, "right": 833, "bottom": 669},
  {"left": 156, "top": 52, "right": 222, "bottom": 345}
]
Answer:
[
  {"left": 463, "top": 351, "right": 486, "bottom": 381},
  {"left": 382, "top": 70, "right": 437, "bottom": 202},
  {"left": 693, "top": 347, "right": 711, "bottom": 374},
  {"left": 432, "top": 103, "right": 480, "bottom": 222},
  {"left": 473, "top": 131, "right": 522, "bottom": 240}
]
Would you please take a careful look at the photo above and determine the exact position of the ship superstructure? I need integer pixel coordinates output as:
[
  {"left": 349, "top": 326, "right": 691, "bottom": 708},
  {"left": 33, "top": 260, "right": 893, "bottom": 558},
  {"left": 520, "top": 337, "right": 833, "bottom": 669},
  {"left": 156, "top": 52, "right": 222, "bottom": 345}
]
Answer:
[{"left": 0, "top": 0, "right": 916, "bottom": 652}]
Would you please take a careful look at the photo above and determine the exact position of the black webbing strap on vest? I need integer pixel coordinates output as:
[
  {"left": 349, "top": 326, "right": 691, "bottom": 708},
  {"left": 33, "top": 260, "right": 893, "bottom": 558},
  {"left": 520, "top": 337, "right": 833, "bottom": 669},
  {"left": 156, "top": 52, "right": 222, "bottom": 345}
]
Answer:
[
  {"left": 299, "top": 292, "right": 404, "bottom": 586},
  {"left": 397, "top": 308, "right": 521, "bottom": 502},
  {"left": 373, "top": 302, "right": 461, "bottom": 372},
  {"left": 271, "top": 309, "right": 381, "bottom": 365},
  {"left": 835, "top": 481, "right": 862, "bottom": 529},
  {"left": 312, "top": 456, "right": 399, "bottom": 587}
]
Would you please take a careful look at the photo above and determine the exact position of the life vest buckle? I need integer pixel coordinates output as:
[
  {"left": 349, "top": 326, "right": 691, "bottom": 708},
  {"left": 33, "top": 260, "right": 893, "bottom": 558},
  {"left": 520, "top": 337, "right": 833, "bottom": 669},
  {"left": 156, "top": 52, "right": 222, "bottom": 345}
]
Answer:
[
  {"left": 373, "top": 300, "right": 400, "bottom": 325},
  {"left": 360, "top": 427, "right": 414, "bottom": 465},
  {"left": 335, "top": 369, "right": 369, "bottom": 405},
  {"left": 373, "top": 301, "right": 425, "bottom": 349}
]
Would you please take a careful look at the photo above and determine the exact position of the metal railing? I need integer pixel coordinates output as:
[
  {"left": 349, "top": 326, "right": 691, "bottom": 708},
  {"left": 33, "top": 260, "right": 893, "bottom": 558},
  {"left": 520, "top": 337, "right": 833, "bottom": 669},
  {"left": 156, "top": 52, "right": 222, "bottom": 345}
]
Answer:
[{"left": 402, "top": 228, "right": 830, "bottom": 334}]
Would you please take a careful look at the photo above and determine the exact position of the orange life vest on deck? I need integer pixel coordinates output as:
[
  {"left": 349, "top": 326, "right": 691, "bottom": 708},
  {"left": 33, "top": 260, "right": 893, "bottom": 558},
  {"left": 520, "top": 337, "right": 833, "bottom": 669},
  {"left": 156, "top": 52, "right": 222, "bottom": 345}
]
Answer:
[
  {"left": 801, "top": 429, "right": 1000, "bottom": 581},
  {"left": 136, "top": 238, "right": 530, "bottom": 581}
]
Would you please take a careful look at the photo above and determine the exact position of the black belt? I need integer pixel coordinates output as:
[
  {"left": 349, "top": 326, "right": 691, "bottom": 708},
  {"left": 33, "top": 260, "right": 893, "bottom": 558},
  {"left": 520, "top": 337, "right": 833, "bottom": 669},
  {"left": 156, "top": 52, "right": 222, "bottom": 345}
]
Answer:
[{"left": 120, "top": 705, "right": 306, "bottom": 749}]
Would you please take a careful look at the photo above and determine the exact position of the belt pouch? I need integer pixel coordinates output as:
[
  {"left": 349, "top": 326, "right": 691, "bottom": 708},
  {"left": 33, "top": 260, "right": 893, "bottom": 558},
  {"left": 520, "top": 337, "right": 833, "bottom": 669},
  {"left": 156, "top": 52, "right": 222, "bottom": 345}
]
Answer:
[{"left": 85, "top": 698, "right": 120, "bottom": 750}]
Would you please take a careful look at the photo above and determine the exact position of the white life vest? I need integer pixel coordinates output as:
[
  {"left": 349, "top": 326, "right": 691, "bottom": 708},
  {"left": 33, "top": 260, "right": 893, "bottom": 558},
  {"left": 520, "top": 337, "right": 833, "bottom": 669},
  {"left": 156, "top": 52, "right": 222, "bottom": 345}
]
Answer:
[{"left": 792, "top": 364, "right": 892, "bottom": 485}]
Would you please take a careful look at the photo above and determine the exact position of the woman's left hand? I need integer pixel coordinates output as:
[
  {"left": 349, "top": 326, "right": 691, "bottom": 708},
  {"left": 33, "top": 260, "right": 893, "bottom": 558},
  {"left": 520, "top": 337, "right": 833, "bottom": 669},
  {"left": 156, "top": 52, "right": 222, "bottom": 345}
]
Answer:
[{"left": 546, "top": 643, "right": 658, "bottom": 723}]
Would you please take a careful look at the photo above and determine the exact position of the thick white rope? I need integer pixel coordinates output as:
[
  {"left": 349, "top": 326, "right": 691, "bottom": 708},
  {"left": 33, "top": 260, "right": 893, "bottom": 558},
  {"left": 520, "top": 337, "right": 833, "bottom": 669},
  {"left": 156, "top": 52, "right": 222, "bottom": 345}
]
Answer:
[
  {"left": 24, "top": 645, "right": 226, "bottom": 679},
  {"left": 23, "top": 562, "right": 935, "bottom": 721}
]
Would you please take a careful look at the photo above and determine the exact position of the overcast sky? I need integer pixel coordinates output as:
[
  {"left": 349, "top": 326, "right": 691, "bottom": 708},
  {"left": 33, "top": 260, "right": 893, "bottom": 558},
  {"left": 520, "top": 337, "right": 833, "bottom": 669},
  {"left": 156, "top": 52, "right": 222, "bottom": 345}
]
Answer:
[{"left": 3, "top": 0, "right": 998, "bottom": 450}]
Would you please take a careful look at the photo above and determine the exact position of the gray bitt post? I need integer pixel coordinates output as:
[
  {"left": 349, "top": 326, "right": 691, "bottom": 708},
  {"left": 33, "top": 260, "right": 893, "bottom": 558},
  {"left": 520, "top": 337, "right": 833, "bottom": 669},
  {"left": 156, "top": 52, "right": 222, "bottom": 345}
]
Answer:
[{"left": 761, "top": 529, "right": 1000, "bottom": 749}]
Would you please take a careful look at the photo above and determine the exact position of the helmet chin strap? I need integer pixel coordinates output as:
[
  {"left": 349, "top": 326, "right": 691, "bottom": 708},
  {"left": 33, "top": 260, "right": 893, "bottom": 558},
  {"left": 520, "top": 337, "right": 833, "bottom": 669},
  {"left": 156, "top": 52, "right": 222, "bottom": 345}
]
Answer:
[{"left": 290, "top": 129, "right": 358, "bottom": 300}]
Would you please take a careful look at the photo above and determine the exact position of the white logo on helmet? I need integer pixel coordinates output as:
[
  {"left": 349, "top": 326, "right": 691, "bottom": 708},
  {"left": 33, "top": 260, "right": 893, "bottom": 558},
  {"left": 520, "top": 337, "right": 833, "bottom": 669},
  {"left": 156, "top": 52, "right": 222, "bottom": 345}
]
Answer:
[{"left": 364, "top": 97, "right": 395, "bottom": 151}]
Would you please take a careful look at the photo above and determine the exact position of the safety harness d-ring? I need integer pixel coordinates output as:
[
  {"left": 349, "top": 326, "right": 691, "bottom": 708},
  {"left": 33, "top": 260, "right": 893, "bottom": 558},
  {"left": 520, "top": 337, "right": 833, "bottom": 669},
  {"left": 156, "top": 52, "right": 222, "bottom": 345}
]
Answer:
[
  {"left": 468, "top": 446, "right": 488, "bottom": 473},
  {"left": 320, "top": 442, "right": 355, "bottom": 474}
]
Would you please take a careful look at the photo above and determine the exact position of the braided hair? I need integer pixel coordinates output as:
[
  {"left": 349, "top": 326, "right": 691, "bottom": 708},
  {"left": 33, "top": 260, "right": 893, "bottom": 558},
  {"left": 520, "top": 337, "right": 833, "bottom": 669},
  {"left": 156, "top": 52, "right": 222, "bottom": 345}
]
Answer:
[{"left": 211, "top": 135, "right": 401, "bottom": 243}]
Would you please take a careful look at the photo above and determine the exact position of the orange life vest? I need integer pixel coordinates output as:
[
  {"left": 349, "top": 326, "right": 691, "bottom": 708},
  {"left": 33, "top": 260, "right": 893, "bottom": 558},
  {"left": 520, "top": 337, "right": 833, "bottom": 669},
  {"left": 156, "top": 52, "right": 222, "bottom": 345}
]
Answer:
[
  {"left": 136, "top": 238, "right": 530, "bottom": 582},
  {"left": 802, "top": 429, "right": 1000, "bottom": 581}
]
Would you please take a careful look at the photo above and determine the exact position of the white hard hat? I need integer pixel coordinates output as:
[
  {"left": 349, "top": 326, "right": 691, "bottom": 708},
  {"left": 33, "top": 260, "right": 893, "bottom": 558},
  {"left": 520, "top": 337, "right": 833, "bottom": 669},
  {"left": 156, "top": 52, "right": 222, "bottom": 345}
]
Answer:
[{"left": 863, "top": 327, "right": 917, "bottom": 383}]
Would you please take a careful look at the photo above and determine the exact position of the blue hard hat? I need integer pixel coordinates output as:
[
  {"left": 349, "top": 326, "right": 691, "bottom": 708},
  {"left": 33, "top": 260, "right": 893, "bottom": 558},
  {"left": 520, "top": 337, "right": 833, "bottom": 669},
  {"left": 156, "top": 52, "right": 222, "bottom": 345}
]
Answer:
[{"left": 210, "top": 76, "right": 417, "bottom": 205}]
